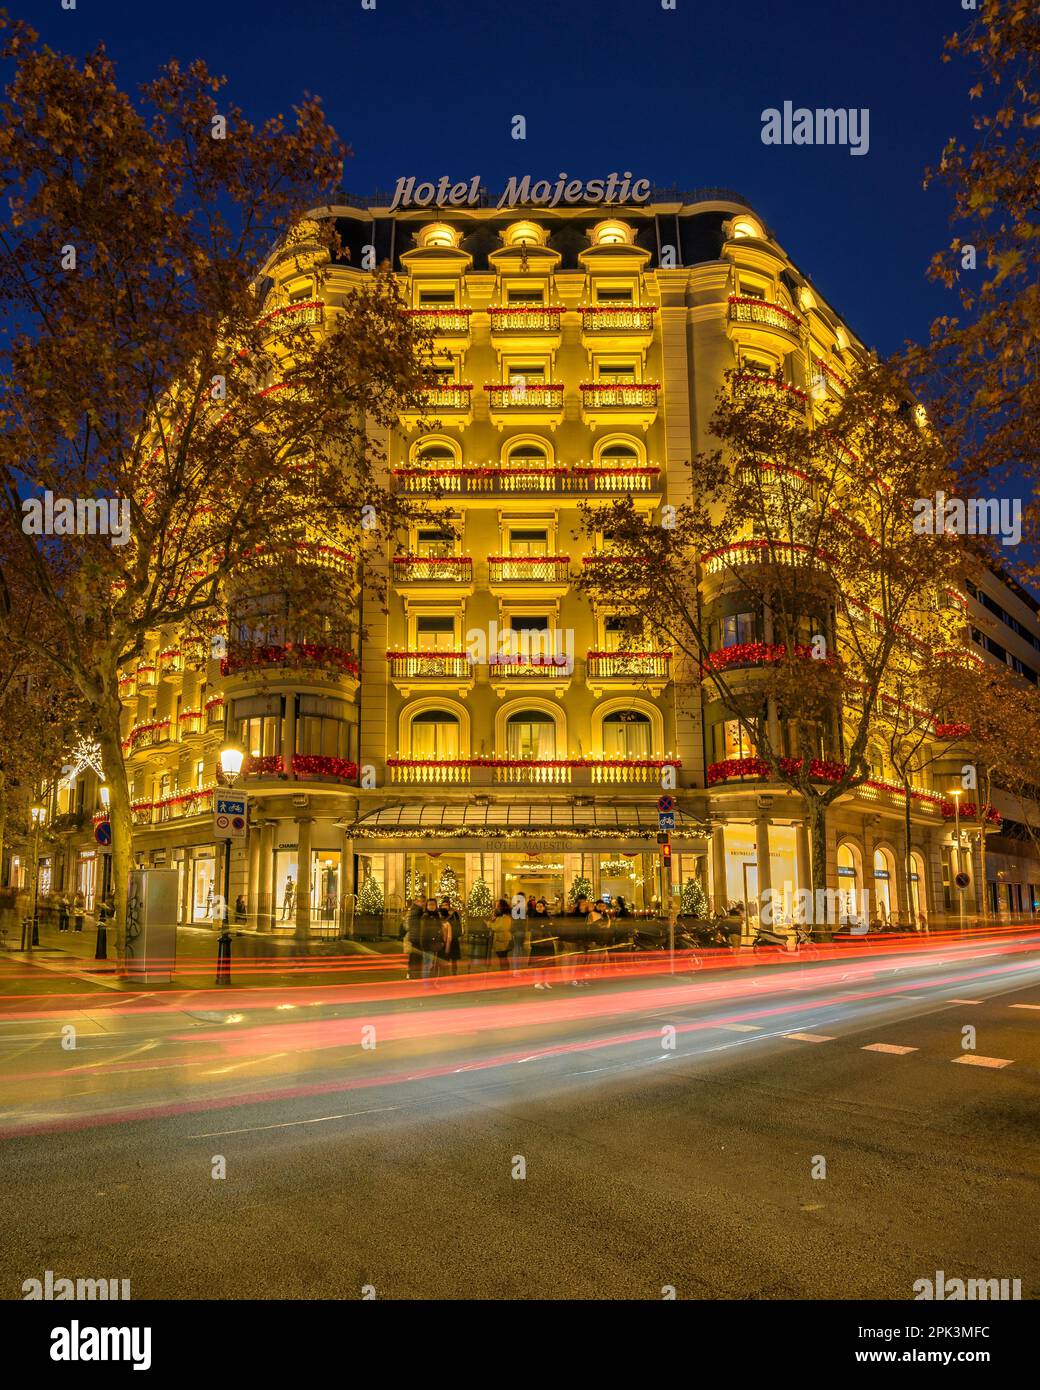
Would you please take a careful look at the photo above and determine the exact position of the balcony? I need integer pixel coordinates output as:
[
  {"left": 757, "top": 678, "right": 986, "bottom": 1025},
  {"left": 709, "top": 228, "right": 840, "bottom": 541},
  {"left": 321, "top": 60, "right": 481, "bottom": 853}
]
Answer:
[
  {"left": 384, "top": 756, "right": 681, "bottom": 786},
  {"left": 243, "top": 754, "right": 285, "bottom": 779},
  {"left": 398, "top": 383, "right": 474, "bottom": 431},
  {"left": 387, "top": 650, "right": 473, "bottom": 695},
  {"left": 122, "top": 719, "right": 172, "bottom": 755},
  {"left": 152, "top": 787, "right": 216, "bottom": 824},
  {"left": 393, "top": 466, "right": 569, "bottom": 496},
  {"left": 579, "top": 382, "right": 659, "bottom": 430},
  {"left": 586, "top": 650, "right": 671, "bottom": 694},
  {"left": 570, "top": 465, "right": 661, "bottom": 494},
  {"left": 488, "top": 654, "right": 573, "bottom": 695},
  {"left": 400, "top": 307, "right": 472, "bottom": 347},
  {"left": 158, "top": 649, "right": 183, "bottom": 678},
  {"left": 205, "top": 697, "right": 225, "bottom": 727},
  {"left": 259, "top": 300, "right": 325, "bottom": 337},
  {"left": 488, "top": 556, "right": 571, "bottom": 588},
  {"left": 488, "top": 306, "right": 563, "bottom": 349},
  {"left": 177, "top": 710, "right": 204, "bottom": 739},
  {"left": 135, "top": 665, "right": 157, "bottom": 693},
  {"left": 811, "top": 357, "right": 847, "bottom": 404},
  {"left": 700, "top": 539, "right": 830, "bottom": 580},
  {"left": 387, "top": 757, "right": 472, "bottom": 786},
  {"left": 290, "top": 754, "right": 358, "bottom": 783},
  {"left": 236, "top": 542, "right": 355, "bottom": 582},
  {"left": 484, "top": 382, "right": 565, "bottom": 430},
  {"left": 731, "top": 373, "right": 809, "bottom": 415},
  {"left": 702, "top": 642, "right": 821, "bottom": 682},
  {"left": 221, "top": 642, "right": 359, "bottom": 683},
  {"left": 727, "top": 295, "right": 803, "bottom": 355},
  {"left": 579, "top": 305, "right": 656, "bottom": 350},
  {"left": 392, "top": 555, "right": 474, "bottom": 591}
]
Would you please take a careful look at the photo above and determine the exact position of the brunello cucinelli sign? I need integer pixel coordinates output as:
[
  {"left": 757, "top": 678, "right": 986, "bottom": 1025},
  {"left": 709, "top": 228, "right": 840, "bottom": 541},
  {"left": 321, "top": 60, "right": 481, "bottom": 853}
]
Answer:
[{"left": 388, "top": 173, "right": 652, "bottom": 213}]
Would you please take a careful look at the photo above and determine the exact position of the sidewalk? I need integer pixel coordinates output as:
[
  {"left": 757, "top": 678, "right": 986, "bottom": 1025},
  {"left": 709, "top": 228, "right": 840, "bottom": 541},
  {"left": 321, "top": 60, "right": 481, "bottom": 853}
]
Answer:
[{"left": 2, "top": 917, "right": 406, "bottom": 991}]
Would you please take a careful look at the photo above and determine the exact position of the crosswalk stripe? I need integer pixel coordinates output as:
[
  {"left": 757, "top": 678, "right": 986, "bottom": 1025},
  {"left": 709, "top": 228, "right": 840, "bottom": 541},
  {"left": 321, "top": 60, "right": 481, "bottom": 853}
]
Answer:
[
  {"left": 718, "top": 1023, "right": 761, "bottom": 1032},
  {"left": 784, "top": 1033, "right": 835, "bottom": 1043},
  {"left": 862, "top": 1043, "right": 918, "bottom": 1055},
  {"left": 952, "top": 1055, "right": 1013, "bottom": 1069}
]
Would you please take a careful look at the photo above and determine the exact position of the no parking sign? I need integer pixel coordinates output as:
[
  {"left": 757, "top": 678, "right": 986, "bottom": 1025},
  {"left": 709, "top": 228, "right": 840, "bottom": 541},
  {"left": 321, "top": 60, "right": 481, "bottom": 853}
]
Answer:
[{"left": 214, "top": 794, "right": 247, "bottom": 841}]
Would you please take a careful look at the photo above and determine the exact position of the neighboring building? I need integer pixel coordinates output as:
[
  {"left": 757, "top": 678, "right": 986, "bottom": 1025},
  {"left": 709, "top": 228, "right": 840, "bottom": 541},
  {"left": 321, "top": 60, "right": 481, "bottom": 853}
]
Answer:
[{"left": 33, "top": 188, "right": 1040, "bottom": 932}]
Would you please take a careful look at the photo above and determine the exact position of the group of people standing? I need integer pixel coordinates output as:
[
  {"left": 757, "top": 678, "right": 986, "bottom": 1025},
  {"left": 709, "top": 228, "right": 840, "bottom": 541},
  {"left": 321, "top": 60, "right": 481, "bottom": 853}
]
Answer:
[{"left": 403, "top": 889, "right": 632, "bottom": 990}]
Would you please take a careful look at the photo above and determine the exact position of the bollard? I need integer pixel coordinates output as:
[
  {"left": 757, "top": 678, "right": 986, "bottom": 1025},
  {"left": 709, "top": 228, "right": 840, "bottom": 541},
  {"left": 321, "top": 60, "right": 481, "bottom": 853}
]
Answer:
[
  {"left": 95, "top": 925, "right": 107, "bottom": 960},
  {"left": 21, "top": 918, "right": 31, "bottom": 951},
  {"left": 216, "top": 930, "right": 232, "bottom": 985},
  {"left": 31, "top": 917, "right": 39, "bottom": 946}
]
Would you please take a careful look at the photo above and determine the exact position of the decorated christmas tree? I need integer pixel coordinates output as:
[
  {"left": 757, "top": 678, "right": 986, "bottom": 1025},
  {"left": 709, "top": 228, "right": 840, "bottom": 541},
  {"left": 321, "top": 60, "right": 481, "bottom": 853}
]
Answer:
[
  {"left": 405, "top": 868, "right": 425, "bottom": 902},
  {"left": 681, "top": 879, "right": 708, "bottom": 918},
  {"left": 358, "top": 874, "right": 384, "bottom": 915},
  {"left": 568, "top": 874, "right": 593, "bottom": 908},
  {"left": 437, "top": 864, "right": 464, "bottom": 911},
  {"left": 467, "top": 878, "right": 494, "bottom": 920}
]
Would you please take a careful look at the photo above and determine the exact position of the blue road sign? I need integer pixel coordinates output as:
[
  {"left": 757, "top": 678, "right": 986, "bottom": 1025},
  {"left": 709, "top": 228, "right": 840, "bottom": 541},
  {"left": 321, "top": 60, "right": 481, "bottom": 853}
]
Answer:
[
  {"left": 658, "top": 811, "right": 675, "bottom": 830},
  {"left": 94, "top": 820, "right": 112, "bottom": 847}
]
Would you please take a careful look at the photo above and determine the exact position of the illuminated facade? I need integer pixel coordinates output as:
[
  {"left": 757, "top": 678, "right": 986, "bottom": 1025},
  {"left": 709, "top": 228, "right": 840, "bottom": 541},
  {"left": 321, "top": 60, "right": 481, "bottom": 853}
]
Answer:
[{"left": 38, "top": 190, "right": 1040, "bottom": 932}]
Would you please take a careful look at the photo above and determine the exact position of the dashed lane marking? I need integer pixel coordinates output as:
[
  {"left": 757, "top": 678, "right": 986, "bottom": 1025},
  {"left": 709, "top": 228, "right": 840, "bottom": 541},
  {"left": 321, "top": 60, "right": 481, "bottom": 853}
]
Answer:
[
  {"left": 784, "top": 1032, "right": 835, "bottom": 1043},
  {"left": 949, "top": 999, "right": 983, "bottom": 1005},
  {"left": 952, "top": 1055, "right": 1013, "bottom": 1069},
  {"left": 862, "top": 1043, "right": 918, "bottom": 1055},
  {"left": 718, "top": 1023, "right": 761, "bottom": 1032},
  {"left": 1009, "top": 1004, "right": 1040, "bottom": 1011}
]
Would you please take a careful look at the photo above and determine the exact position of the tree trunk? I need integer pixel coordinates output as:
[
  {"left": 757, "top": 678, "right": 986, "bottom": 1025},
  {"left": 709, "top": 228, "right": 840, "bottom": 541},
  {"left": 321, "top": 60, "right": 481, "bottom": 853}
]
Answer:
[
  {"left": 807, "top": 796, "right": 828, "bottom": 926},
  {"left": 0, "top": 769, "right": 7, "bottom": 886},
  {"left": 96, "top": 709, "right": 132, "bottom": 966},
  {"left": 902, "top": 783, "right": 916, "bottom": 928}
]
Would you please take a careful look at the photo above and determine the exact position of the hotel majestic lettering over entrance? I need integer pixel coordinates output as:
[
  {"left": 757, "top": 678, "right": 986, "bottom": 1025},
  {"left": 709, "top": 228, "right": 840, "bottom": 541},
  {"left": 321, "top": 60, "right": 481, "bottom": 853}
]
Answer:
[{"left": 388, "top": 172, "right": 652, "bottom": 212}]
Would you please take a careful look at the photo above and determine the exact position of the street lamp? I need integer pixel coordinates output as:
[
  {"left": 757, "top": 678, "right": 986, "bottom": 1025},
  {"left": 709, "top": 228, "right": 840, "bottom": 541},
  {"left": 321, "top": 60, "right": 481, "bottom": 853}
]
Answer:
[
  {"left": 217, "top": 743, "right": 244, "bottom": 945},
  {"left": 96, "top": 785, "right": 112, "bottom": 959},
  {"left": 950, "top": 788, "right": 965, "bottom": 932},
  {"left": 28, "top": 803, "right": 46, "bottom": 951}
]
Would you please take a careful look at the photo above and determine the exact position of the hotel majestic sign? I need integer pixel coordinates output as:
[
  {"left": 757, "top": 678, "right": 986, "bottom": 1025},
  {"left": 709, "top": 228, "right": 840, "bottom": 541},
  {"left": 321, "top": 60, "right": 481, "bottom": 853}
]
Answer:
[{"left": 388, "top": 173, "right": 652, "bottom": 213}]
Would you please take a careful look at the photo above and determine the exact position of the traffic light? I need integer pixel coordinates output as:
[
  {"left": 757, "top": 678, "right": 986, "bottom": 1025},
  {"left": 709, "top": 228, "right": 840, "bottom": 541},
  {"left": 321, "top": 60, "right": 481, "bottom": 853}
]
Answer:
[{"left": 661, "top": 839, "right": 672, "bottom": 866}]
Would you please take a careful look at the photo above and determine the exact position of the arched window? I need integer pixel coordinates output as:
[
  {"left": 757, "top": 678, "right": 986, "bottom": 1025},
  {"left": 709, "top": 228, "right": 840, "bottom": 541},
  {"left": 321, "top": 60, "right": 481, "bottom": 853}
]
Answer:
[
  {"left": 410, "top": 709, "right": 460, "bottom": 758},
  {"left": 873, "top": 847, "right": 895, "bottom": 921},
  {"left": 597, "top": 440, "right": 641, "bottom": 466},
  {"left": 504, "top": 440, "right": 549, "bottom": 469},
  {"left": 506, "top": 709, "right": 556, "bottom": 760},
  {"left": 414, "top": 442, "right": 457, "bottom": 468},
  {"left": 603, "top": 710, "right": 651, "bottom": 759}
]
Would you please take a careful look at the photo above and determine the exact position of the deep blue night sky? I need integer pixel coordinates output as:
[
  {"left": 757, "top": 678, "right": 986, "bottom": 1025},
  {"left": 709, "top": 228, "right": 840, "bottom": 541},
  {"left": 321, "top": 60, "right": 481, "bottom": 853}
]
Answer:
[{"left": 21, "top": 0, "right": 972, "bottom": 357}]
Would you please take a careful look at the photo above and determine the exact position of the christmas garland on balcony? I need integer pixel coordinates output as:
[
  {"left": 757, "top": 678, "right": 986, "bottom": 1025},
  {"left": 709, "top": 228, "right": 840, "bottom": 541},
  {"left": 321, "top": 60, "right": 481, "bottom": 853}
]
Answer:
[
  {"left": 727, "top": 294, "right": 803, "bottom": 327},
  {"left": 221, "top": 643, "right": 359, "bottom": 677},
  {"left": 707, "top": 755, "right": 846, "bottom": 785},
  {"left": 387, "top": 756, "right": 681, "bottom": 769},
  {"left": 290, "top": 755, "right": 358, "bottom": 781},
  {"left": 243, "top": 754, "right": 285, "bottom": 776},
  {"left": 705, "top": 642, "right": 820, "bottom": 671}
]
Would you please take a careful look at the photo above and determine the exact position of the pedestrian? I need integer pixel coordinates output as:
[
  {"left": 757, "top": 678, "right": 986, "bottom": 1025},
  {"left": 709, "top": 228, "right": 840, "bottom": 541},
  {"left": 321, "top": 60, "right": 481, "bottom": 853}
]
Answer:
[
  {"left": 510, "top": 891, "right": 529, "bottom": 973},
  {"left": 724, "top": 901, "right": 744, "bottom": 953},
  {"left": 418, "top": 897, "right": 446, "bottom": 987},
  {"left": 490, "top": 898, "right": 513, "bottom": 970},
  {"left": 58, "top": 894, "right": 70, "bottom": 933},
  {"left": 402, "top": 896, "right": 424, "bottom": 979},
  {"left": 917, "top": 908, "right": 929, "bottom": 935},
  {"left": 281, "top": 876, "right": 295, "bottom": 921},
  {"left": 440, "top": 896, "right": 462, "bottom": 976},
  {"left": 614, "top": 894, "right": 631, "bottom": 919},
  {"left": 529, "top": 900, "right": 557, "bottom": 990},
  {"left": 234, "top": 893, "right": 247, "bottom": 926},
  {"left": 72, "top": 890, "right": 85, "bottom": 933}
]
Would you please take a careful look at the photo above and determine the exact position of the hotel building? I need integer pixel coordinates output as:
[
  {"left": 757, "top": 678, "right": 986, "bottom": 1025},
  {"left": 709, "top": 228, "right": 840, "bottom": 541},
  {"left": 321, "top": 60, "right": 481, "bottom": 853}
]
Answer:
[{"left": 30, "top": 187, "right": 1040, "bottom": 934}]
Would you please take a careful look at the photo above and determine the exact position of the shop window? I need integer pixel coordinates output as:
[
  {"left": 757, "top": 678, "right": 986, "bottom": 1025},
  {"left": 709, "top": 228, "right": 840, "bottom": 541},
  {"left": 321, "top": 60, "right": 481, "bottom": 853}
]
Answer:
[
  {"left": 239, "top": 715, "right": 281, "bottom": 758},
  {"left": 506, "top": 710, "right": 556, "bottom": 760},
  {"left": 603, "top": 710, "right": 651, "bottom": 759}
]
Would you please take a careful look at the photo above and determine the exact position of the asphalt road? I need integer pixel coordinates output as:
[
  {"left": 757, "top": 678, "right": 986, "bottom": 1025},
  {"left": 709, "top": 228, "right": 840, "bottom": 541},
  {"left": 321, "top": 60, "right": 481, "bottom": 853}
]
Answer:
[{"left": 1, "top": 931, "right": 1038, "bottom": 1300}]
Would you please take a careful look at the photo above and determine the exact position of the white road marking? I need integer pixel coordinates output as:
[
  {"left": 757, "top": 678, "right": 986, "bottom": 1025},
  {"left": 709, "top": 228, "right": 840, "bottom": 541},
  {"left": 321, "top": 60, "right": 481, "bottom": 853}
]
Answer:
[
  {"left": 952, "top": 1055, "right": 1013, "bottom": 1069},
  {"left": 189, "top": 1104, "right": 401, "bottom": 1138},
  {"left": 949, "top": 999, "right": 983, "bottom": 1005},
  {"left": 718, "top": 1023, "right": 761, "bottom": 1032},
  {"left": 862, "top": 1043, "right": 918, "bottom": 1055},
  {"left": 1009, "top": 1004, "right": 1040, "bottom": 1011},
  {"left": 203, "top": 1053, "right": 288, "bottom": 1076},
  {"left": 784, "top": 1033, "right": 835, "bottom": 1043}
]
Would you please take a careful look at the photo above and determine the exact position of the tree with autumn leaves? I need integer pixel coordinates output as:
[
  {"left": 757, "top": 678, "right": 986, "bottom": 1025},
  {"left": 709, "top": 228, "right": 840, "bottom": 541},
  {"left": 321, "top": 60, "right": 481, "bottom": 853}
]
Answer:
[
  {"left": 911, "top": 0, "right": 1040, "bottom": 573},
  {"left": 0, "top": 19, "right": 428, "bottom": 958},
  {"left": 579, "top": 359, "right": 965, "bottom": 924}
]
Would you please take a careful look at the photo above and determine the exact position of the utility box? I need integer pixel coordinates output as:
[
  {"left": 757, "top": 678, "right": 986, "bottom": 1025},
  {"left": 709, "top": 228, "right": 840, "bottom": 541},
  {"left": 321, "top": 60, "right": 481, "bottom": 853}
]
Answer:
[{"left": 124, "top": 868, "right": 178, "bottom": 984}]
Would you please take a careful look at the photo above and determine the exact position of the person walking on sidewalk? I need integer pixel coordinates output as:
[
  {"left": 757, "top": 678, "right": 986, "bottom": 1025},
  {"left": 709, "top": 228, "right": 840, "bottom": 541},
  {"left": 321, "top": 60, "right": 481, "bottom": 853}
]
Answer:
[
  {"left": 509, "top": 892, "right": 529, "bottom": 974},
  {"left": 58, "top": 894, "right": 70, "bottom": 933},
  {"left": 72, "top": 890, "right": 85, "bottom": 933},
  {"left": 403, "top": 896, "right": 424, "bottom": 979},
  {"left": 490, "top": 898, "right": 513, "bottom": 970},
  {"left": 418, "top": 897, "right": 446, "bottom": 987},
  {"left": 440, "top": 897, "right": 462, "bottom": 977}
]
